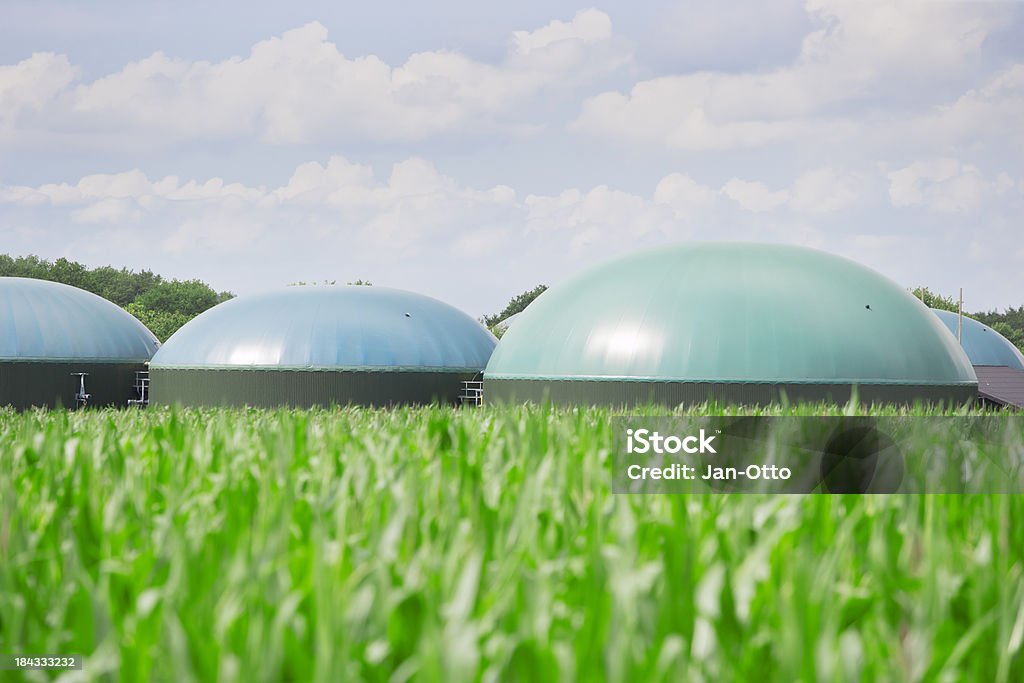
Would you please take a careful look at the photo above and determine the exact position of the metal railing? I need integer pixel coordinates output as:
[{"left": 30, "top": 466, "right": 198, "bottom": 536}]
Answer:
[
  {"left": 71, "top": 372, "right": 90, "bottom": 409},
  {"left": 128, "top": 370, "right": 150, "bottom": 407},
  {"left": 459, "top": 380, "right": 484, "bottom": 406}
]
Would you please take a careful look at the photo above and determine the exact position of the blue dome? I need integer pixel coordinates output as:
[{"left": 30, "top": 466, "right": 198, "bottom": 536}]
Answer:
[
  {"left": 932, "top": 309, "right": 1024, "bottom": 370},
  {"left": 151, "top": 286, "right": 496, "bottom": 371},
  {"left": 0, "top": 277, "right": 159, "bottom": 362}
]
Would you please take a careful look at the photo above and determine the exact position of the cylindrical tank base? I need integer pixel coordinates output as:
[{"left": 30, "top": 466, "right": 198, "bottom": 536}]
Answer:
[
  {"left": 483, "top": 377, "right": 978, "bottom": 408},
  {"left": 0, "top": 361, "right": 148, "bottom": 410},
  {"left": 150, "top": 367, "right": 481, "bottom": 408}
]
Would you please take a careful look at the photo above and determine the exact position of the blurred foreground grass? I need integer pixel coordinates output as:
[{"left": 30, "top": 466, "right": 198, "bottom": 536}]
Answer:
[{"left": 1, "top": 403, "right": 1023, "bottom": 682}]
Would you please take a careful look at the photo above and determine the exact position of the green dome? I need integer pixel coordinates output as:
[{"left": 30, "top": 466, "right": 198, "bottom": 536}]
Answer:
[{"left": 485, "top": 243, "right": 977, "bottom": 406}]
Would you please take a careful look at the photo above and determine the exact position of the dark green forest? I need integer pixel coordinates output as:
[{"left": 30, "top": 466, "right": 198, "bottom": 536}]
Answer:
[{"left": 0, "top": 255, "right": 233, "bottom": 341}]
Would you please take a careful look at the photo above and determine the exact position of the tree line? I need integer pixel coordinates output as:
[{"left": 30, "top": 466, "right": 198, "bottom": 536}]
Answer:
[
  {"left": 2, "top": 255, "right": 1021, "bottom": 354},
  {"left": 0, "top": 254, "right": 233, "bottom": 342},
  {"left": 481, "top": 285, "right": 548, "bottom": 337}
]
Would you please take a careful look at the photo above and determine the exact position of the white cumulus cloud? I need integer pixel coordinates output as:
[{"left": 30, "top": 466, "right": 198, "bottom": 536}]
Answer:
[
  {"left": 0, "top": 53, "right": 77, "bottom": 138},
  {"left": 1, "top": 10, "right": 629, "bottom": 146},
  {"left": 2, "top": 155, "right": 1020, "bottom": 312},
  {"left": 722, "top": 179, "right": 790, "bottom": 213},
  {"left": 570, "top": 0, "right": 1014, "bottom": 150},
  {"left": 886, "top": 158, "right": 1018, "bottom": 212}
]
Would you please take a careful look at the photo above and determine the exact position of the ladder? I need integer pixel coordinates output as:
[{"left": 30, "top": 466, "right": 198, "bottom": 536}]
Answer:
[
  {"left": 128, "top": 370, "right": 150, "bottom": 407},
  {"left": 459, "top": 380, "right": 484, "bottom": 406}
]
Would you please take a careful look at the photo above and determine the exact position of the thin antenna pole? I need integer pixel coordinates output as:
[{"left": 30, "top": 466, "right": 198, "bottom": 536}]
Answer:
[{"left": 958, "top": 288, "right": 963, "bottom": 344}]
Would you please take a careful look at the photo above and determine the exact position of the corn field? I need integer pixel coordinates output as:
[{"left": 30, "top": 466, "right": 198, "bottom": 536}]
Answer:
[{"left": 1, "top": 404, "right": 1023, "bottom": 682}]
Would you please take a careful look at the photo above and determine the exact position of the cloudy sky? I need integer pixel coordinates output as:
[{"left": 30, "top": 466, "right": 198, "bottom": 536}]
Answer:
[{"left": 1, "top": 0, "right": 1022, "bottom": 317}]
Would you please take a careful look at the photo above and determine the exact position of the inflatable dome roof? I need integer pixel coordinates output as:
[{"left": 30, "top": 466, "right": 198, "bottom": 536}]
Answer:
[
  {"left": 485, "top": 243, "right": 976, "bottom": 405},
  {"left": 0, "top": 277, "right": 159, "bottom": 362},
  {"left": 151, "top": 286, "right": 495, "bottom": 371},
  {"left": 932, "top": 309, "right": 1024, "bottom": 370}
]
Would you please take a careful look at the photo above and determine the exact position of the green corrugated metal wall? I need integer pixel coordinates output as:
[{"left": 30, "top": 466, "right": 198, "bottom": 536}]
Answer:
[
  {"left": 150, "top": 368, "right": 480, "bottom": 408},
  {"left": 0, "top": 361, "right": 147, "bottom": 410},
  {"left": 483, "top": 377, "right": 978, "bottom": 408}
]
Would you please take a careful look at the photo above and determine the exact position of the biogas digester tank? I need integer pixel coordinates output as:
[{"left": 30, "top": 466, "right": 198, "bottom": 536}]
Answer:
[
  {"left": 484, "top": 244, "right": 978, "bottom": 406},
  {"left": 931, "top": 309, "right": 1024, "bottom": 370},
  {"left": 150, "top": 286, "right": 496, "bottom": 407},
  {"left": 0, "top": 277, "right": 159, "bottom": 408}
]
